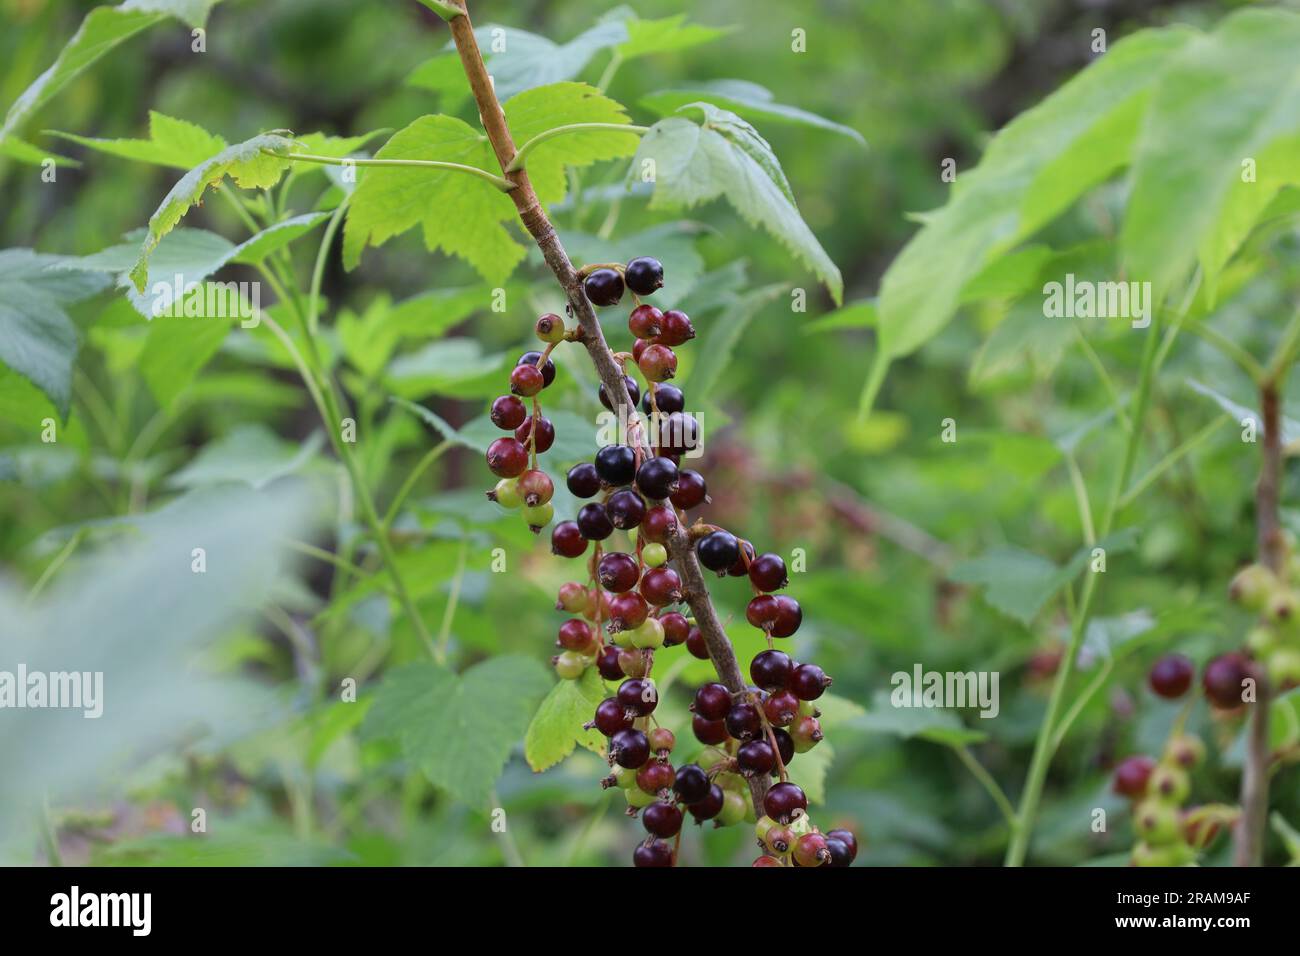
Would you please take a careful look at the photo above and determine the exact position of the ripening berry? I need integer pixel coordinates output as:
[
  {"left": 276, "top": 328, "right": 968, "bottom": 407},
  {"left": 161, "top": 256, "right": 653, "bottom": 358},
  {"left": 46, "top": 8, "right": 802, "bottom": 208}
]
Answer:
[
  {"left": 637, "top": 761, "right": 675, "bottom": 795},
  {"left": 693, "top": 682, "right": 733, "bottom": 721},
  {"left": 749, "top": 553, "right": 788, "bottom": 592},
  {"left": 486, "top": 437, "right": 528, "bottom": 478},
  {"left": 618, "top": 648, "right": 649, "bottom": 678},
  {"left": 770, "top": 595, "right": 803, "bottom": 638},
  {"left": 746, "top": 595, "right": 779, "bottom": 631},
  {"left": 636, "top": 456, "right": 680, "bottom": 500},
  {"left": 1148, "top": 654, "right": 1194, "bottom": 699},
  {"left": 1203, "top": 652, "right": 1252, "bottom": 709},
  {"left": 697, "top": 530, "right": 740, "bottom": 573},
  {"left": 608, "top": 591, "right": 650, "bottom": 631},
  {"left": 488, "top": 477, "right": 521, "bottom": 508},
  {"left": 641, "top": 505, "right": 678, "bottom": 543},
  {"left": 737, "top": 739, "right": 776, "bottom": 776},
  {"left": 764, "top": 782, "right": 807, "bottom": 824},
  {"left": 638, "top": 344, "right": 677, "bottom": 383},
  {"left": 553, "top": 651, "right": 586, "bottom": 680},
  {"left": 522, "top": 502, "right": 553, "bottom": 532},
  {"left": 583, "top": 587, "right": 611, "bottom": 622},
  {"left": 606, "top": 489, "right": 646, "bottom": 530},
  {"left": 598, "top": 552, "right": 640, "bottom": 593},
  {"left": 692, "top": 714, "right": 729, "bottom": 745},
  {"left": 594, "top": 697, "right": 633, "bottom": 736},
  {"left": 628, "top": 304, "right": 664, "bottom": 339},
  {"left": 633, "top": 840, "right": 673, "bottom": 868},
  {"left": 1164, "top": 733, "right": 1206, "bottom": 770},
  {"left": 551, "top": 521, "right": 587, "bottom": 558},
  {"left": 556, "top": 581, "right": 588, "bottom": 613},
  {"left": 598, "top": 374, "right": 640, "bottom": 411},
  {"left": 751, "top": 649, "right": 794, "bottom": 691},
  {"left": 673, "top": 764, "right": 710, "bottom": 804},
  {"left": 685, "top": 626, "right": 709, "bottom": 660},
  {"left": 660, "top": 612, "right": 689, "bottom": 646},
  {"left": 557, "top": 618, "right": 595, "bottom": 653},
  {"left": 766, "top": 825, "right": 795, "bottom": 855},
  {"left": 1149, "top": 764, "right": 1190, "bottom": 804},
  {"left": 1267, "top": 589, "right": 1300, "bottom": 625},
  {"left": 642, "top": 542, "right": 668, "bottom": 567},
  {"left": 644, "top": 383, "right": 684, "bottom": 415},
  {"left": 509, "top": 363, "right": 545, "bottom": 397},
  {"left": 1112, "top": 755, "right": 1156, "bottom": 798},
  {"left": 577, "top": 502, "right": 614, "bottom": 540},
  {"left": 515, "top": 416, "right": 554, "bottom": 454},
  {"left": 763, "top": 689, "right": 799, "bottom": 727},
  {"left": 610, "top": 728, "right": 650, "bottom": 769},
  {"left": 629, "top": 616, "right": 665, "bottom": 649},
  {"left": 597, "top": 645, "right": 624, "bottom": 681},
  {"left": 688, "top": 784, "right": 725, "bottom": 822},
  {"left": 669, "top": 470, "right": 707, "bottom": 511},
  {"left": 826, "top": 829, "right": 859, "bottom": 864},
  {"left": 566, "top": 462, "right": 601, "bottom": 498},
  {"left": 490, "top": 394, "right": 526, "bottom": 430},
  {"left": 789, "top": 663, "right": 831, "bottom": 701},
  {"left": 790, "top": 715, "right": 823, "bottom": 752},
  {"left": 517, "top": 469, "right": 553, "bottom": 507},
  {"left": 794, "top": 833, "right": 830, "bottom": 867},
  {"left": 535, "top": 312, "right": 565, "bottom": 343},
  {"left": 624, "top": 256, "right": 664, "bottom": 296},
  {"left": 516, "top": 351, "right": 556, "bottom": 386},
  {"left": 584, "top": 267, "right": 624, "bottom": 307},
  {"left": 643, "top": 801, "right": 683, "bottom": 838},
  {"left": 640, "top": 566, "right": 682, "bottom": 606},
  {"left": 753, "top": 855, "right": 782, "bottom": 867},
  {"left": 595, "top": 445, "right": 637, "bottom": 486},
  {"left": 725, "top": 701, "right": 763, "bottom": 740},
  {"left": 658, "top": 309, "right": 695, "bottom": 346},
  {"left": 648, "top": 727, "right": 675, "bottom": 756}
]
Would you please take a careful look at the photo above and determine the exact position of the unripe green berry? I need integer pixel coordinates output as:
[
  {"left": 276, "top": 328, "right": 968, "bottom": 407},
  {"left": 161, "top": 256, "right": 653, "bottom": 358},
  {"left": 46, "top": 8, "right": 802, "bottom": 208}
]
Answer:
[
  {"left": 697, "top": 746, "right": 729, "bottom": 771},
  {"left": 535, "top": 313, "right": 565, "bottom": 343},
  {"left": 1267, "top": 647, "right": 1300, "bottom": 688},
  {"left": 553, "top": 650, "right": 585, "bottom": 680},
  {"left": 1229, "top": 563, "right": 1277, "bottom": 612},
  {"left": 491, "top": 477, "right": 522, "bottom": 508},
  {"left": 523, "top": 501, "right": 554, "bottom": 531},
  {"left": 1266, "top": 589, "right": 1300, "bottom": 627},
  {"left": 1134, "top": 798, "right": 1182, "bottom": 846},
  {"left": 642, "top": 543, "right": 668, "bottom": 567},
  {"left": 630, "top": 616, "right": 665, "bottom": 649},
  {"left": 1163, "top": 733, "right": 1206, "bottom": 770},
  {"left": 718, "top": 790, "right": 747, "bottom": 827},
  {"left": 625, "top": 786, "right": 656, "bottom": 808},
  {"left": 1247, "top": 625, "right": 1280, "bottom": 656},
  {"left": 1148, "top": 764, "right": 1190, "bottom": 804}
]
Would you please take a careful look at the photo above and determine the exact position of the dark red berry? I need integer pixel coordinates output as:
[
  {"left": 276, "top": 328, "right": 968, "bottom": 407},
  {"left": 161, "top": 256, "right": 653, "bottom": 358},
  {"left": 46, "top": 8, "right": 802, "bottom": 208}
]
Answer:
[
  {"left": 516, "top": 351, "right": 556, "bottom": 387},
  {"left": 606, "top": 489, "right": 646, "bottom": 530},
  {"left": 618, "top": 678, "right": 657, "bottom": 716},
  {"left": 577, "top": 502, "right": 614, "bottom": 540},
  {"left": 629, "top": 304, "right": 663, "bottom": 339},
  {"left": 486, "top": 437, "right": 528, "bottom": 478},
  {"left": 770, "top": 595, "right": 802, "bottom": 638},
  {"left": 509, "top": 364, "right": 544, "bottom": 397},
  {"left": 611, "top": 728, "right": 650, "bottom": 768},
  {"left": 697, "top": 531, "right": 740, "bottom": 573},
  {"left": 595, "top": 445, "right": 636, "bottom": 486},
  {"left": 660, "top": 612, "right": 690, "bottom": 646},
  {"left": 643, "top": 802, "right": 683, "bottom": 838},
  {"left": 599, "top": 552, "right": 640, "bottom": 593},
  {"left": 771, "top": 727, "right": 795, "bottom": 765},
  {"left": 648, "top": 727, "right": 675, "bottom": 756},
  {"left": 632, "top": 338, "right": 649, "bottom": 363},
  {"left": 693, "top": 682, "right": 733, "bottom": 721},
  {"left": 1112, "top": 755, "right": 1156, "bottom": 798},
  {"left": 644, "top": 383, "right": 684, "bottom": 415},
  {"left": 764, "top": 689, "right": 799, "bottom": 727},
  {"left": 633, "top": 840, "right": 673, "bottom": 867},
  {"left": 826, "top": 829, "right": 858, "bottom": 864},
  {"left": 607, "top": 591, "right": 649, "bottom": 631},
  {"left": 515, "top": 416, "right": 554, "bottom": 453},
  {"left": 566, "top": 462, "right": 601, "bottom": 498},
  {"left": 658, "top": 309, "right": 695, "bottom": 346},
  {"left": 594, "top": 697, "right": 633, "bottom": 736},
  {"left": 490, "top": 394, "right": 526, "bottom": 430},
  {"left": 737, "top": 739, "right": 776, "bottom": 776},
  {"left": 638, "top": 344, "right": 677, "bottom": 383},
  {"left": 551, "top": 521, "right": 587, "bottom": 558},
  {"left": 751, "top": 649, "right": 794, "bottom": 691},
  {"left": 1149, "top": 654, "right": 1195, "bottom": 699},
  {"left": 789, "top": 663, "right": 831, "bottom": 701},
  {"left": 685, "top": 626, "right": 709, "bottom": 660},
  {"left": 641, "top": 505, "right": 678, "bottom": 544},
  {"left": 640, "top": 566, "right": 682, "bottom": 606},
  {"left": 764, "top": 782, "right": 807, "bottom": 824},
  {"left": 1203, "top": 653, "right": 1251, "bottom": 709},
  {"left": 584, "top": 267, "right": 624, "bottom": 307},
  {"left": 517, "top": 469, "right": 553, "bottom": 507},
  {"left": 625, "top": 256, "right": 664, "bottom": 296},
  {"left": 673, "top": 764, "right": 710, "bottom": 804},
  {"left": 658, "top": 412, "right": 699, "bottom": 456},
  {"left": 557, "top": 618, "right": 594, "bottom": 652},
  {"left": 597, "top": 645, "right": 624, "bottom": 681},
  {"left": 688, "top": 785, "right": 725, "bottom": 824},
  {"left": 749, "top": 553, "right": 788, "bottom": 592},
  {"left": 746, "top": 595, "right": 779, "bottom": 631},
  {"left": 668, "top": 471, "right": 705, "bottom": 511},
  {"left": 598, "top": 375, "right": 641, "bottom": 411},
  {"left": 825, "top": 838, "right": 852, "bottom": 867},
  {"left": 637, "top": 761, "right": 675, "bottom": 795},
  {"left": 725, "top": 701, "right": 763, "bottom": 740},
  {"left": 692, "top": 714, "right": 729, "bottom": 745},
  {"left": 636, "top": 456, "right": 679, "bottom": 500}
]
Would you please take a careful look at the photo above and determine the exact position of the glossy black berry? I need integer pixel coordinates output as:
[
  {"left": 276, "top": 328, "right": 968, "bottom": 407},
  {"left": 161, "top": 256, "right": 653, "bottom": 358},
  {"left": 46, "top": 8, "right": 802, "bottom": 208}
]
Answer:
[
  {"left": 577, "top": 502, "right": 614, "bottom": 540},
  {"left": 551, "top": 521, "right": 587, "bottom": 558},
  {"left": 595, "top": 445, "right": 637, "bottom": 486},
  {"left": 610, "top": 728, "right": 650, "bottom": 769},
  {"left": 692, "top": 714, "right": 729, "bottom": 745},
  {"left": 825, "top": 837, "right": 853, "bottom": 868},
  {"left": 764, "top": 782, "right": 807, "bottom": 824},
  {"left": 749, "top": 553, "right": 788, "bottom": 592},
  {"left": 725, "top": 701, "right": 763, "bottom": 740},
  {"left": 673, "top": 764, "right": 710, "bottom": 804},
  {"left": 636, "top": 456, "right": 679, "bottom": 500},
  {"left": 726, "top": 539, "right": 756, "bottom": 577},
  {"left": 594, "top": 697, "right": 632, "bottom": 736},
  {"left": 750, "top": 649, "right": 794, "bottom": 691},
  {"left": 688, "top": 784, "right": 725, "bottom": 822},
  {"left": 584, "top": 268, "right": 624, "bottom": 307},
  {"left": 597, "top": 645, "right": 624, "bottom": 681},
  {"left": 599, "top": 552, "right": 641, "bottom": 593},
  {"left": 789, "top": 663, "right": 831, "bottom": 701},
  {"left": 516, "top": 351, "right": 556, "bottom": 388},
  {"left": 490, "top": 395, "right": 526, "bottom": 430},
  {"left": 770, "top": 595, "right": 802, "bottom": 638},
  {"left": 598, "top": 375, "right": 641, "bottom": 411},
  {"left": 693, "top": 682, "right": 732, "bottom": 721},
  {"left": 625, "top": 256, "right": 664, "bottom": 296},
  {"left": 643, "top": 802, "right": 683, "bottom": 838},
  {"left": 644, "top": 383, "right": 684, "bottom": 416},
  {"left": 670, "top": 470, "right": 707, "bottom": 510},
  {"left": 567, "top": 462, "right": 601, "bottom": 498},
  {"left": 606, "top": 489, "right": 646, "bottom": 529},
  {"left": 633, "top": 840, "right": 673, "bottom": 867},
  {"left": 737, "top": 739, "right": 776, "bottom": 776},
  {"left": 697, "top": 531, "right": 740, "bottom": 573},
  {"left": 771, "top": 727, "right": 795, "bottom": 766}
]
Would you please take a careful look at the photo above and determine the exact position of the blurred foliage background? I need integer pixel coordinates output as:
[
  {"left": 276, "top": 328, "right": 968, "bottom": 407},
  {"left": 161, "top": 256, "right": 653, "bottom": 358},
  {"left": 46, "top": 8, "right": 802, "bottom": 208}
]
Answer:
[{"left": 1, "top": 0, "right": 1297, "bottom": 866}]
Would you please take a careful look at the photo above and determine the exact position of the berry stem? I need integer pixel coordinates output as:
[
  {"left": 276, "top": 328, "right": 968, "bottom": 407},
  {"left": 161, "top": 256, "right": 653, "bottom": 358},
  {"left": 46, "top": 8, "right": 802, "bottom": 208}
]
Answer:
[
  {"left": 505, "top": 124, "right": 650, "bottom": 172},
  {"left": 273, "top": 151, "right": 515, "bottom": 192},
  {"left": 444, "top": 0, "right": 770, "bottom": 817}
]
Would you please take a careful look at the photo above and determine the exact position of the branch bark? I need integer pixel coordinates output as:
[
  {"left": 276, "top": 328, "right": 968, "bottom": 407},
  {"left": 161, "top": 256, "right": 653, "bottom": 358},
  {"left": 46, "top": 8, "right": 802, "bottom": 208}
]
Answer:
[
  {"left": 1237, "top": 381, "right": 1281, "bottom": 866},
  {"left": 444, "top": 1, "right": 770, "bottom": 814}
]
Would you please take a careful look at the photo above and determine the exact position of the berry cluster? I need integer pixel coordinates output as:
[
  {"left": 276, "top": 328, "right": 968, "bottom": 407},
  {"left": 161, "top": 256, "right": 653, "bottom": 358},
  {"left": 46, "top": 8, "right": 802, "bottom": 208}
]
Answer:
[
  {"left": 1228, "top": 561, "right": 1300, "bottom": 693},
  {"left": 485, "top": 256, "right": 857, "bottom": 866},
  {"left": 1112, "top": 653, "right": 1235, "bottom": 866}
]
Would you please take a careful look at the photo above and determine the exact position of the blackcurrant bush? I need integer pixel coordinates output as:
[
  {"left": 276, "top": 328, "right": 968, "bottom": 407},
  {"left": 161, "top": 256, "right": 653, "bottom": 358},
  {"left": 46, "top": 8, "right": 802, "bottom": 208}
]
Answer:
[
  {"left": 636, "top": 456, "right": 679, "bottom": 500},
  {"left": 725, "top": 701, "right": 763, "bottom": 740},
  {"left": 490, "top": 394, "right": 526, "bottom": 430},
  {"left": 509, "top": 364, "right": 544, "bottom": 397},
  {"left": 688, "top": 784, "right": 725, "bottom": 823},
  {"left": 670, "top": 470, "right": 707, "bottom": 510},
  {"left": 660, "top": 612, "right": 689, "bottom": 646},
  {"left": 515, "top": 416, "right": 554, "bottom": 453},
  {"left": 576, "top": 502, "right": 614, "bottom": 540},
  {"left": 685, "top": 626, "right": 709, "bottom": 660},
  {"left": 594, "top": 697, "right": 633, "bottom": 736},
  {"left": 641, "top": 505, "right": 678, "bottom": 544},
  {"left": 584, "top": 267, "right": 624, "bottom": 307},
  {"left": 644, "top": 383, "right": 684, "bottom": 415},
  {"left": 692, "top": 714, "right": 729, "bottom": 745},
  {"left": 604, "top": 489, "right": 645, "bottom": 530},
  {"left": 517, "top": 469, "right": 553, "bottom": 507},
  {"left": 1149, "top": 654, "right": 1194, "bottom": 699},
  {"left": 697, "top": 530, "right": 740, "bottom": 573},
  {"left": 748, "top": 553, "right": 788, "bottom": 592},
  {"left": 1112, "top": 755, "right": 1155, "bottom": 798},
  {"left": 658, "top": 309, "right": 695, "bottom": 346},
  {"left": 763, "top": 689, "right": 799, "bottom": 727},
  {"left": 633, "top": 840, "right": 673, "bottom": 868},
  {"left": 625, "top": 256, "right": 664, "bottom": 296},
  {"left": 737, "top": 739, "right": 776, "bottom": 776},
  {"left": 763, "top": 782, "right": 807, "bottom": 824},
  {"left": 693, "top": 682, "right": 733, "bottom": 721},
  {"left": 638, "top": 344, "right": 677, "bottom": 383},
  {"left": 628, "top": 303, "right": 663, "bottom": 339},
  {"left": 643, "top": 802, "right": 683, "bottom": 838},
  {"left": 598, "top": 552, "right": 640, "bottom": 593},
  {"left": 595, "top": 444, "right": 637, "bottom": 486},
  {"left": 610, "top": 728, "right": 650, "bottom": 769},
  {"left": 751, "top": 649, "right": 794, "bottom": 691},
  {"left": 770, "top": 595, "right": 802, "bottom": 638},
  {"left": 640, "top": 566, "right": 682, "bottom": 606},
  {"left": 826, "top": 829, "right": 859, "bottom": 864},
  {"left": 551, "top": 521, "right": 587, "bottom": 558},
  {"left": 566, "top": 462, "right": 601, "bottom": 498},
  {"left": 597, "top": 645, "right": 624, "bottom": 681},
  {"left": 673, "top": 765, "right": 710, "bottom": 804},
  {"left": 486, "top": 437, "right": 528, "bottom": 478},
  {"left": 789, "top": 663, "right": 831, "bottom": 701}
]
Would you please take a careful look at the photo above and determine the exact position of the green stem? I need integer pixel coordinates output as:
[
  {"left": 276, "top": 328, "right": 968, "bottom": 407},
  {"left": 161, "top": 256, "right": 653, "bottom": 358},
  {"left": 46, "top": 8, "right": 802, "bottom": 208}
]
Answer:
[
  {"left": 1064, "top": 453, "right": 1096, "bottom": 546},
  {"left": 596, "top": 51, "right": 623, "bottom": 92},
  {"left": 307, "top": 195, "right": 349, "bottom": 336},
  {"left": 382, "top": 440, "right": 452, "bottom": 532},
  {"left": 955, "top": 745, "right": 1017, "bottom": 828},
  {"left": 416, "top": 0, "right": 462, "bottom": 20},
  {"left": 1119, "top": 417, "right": 1225, "bottom": 509},
  {"left": 505, "top": 124, "right": 649, "bottom": 172},
  {"left": 1073, "top": 325, "right": 1131, "bottom": 432},
  {"left": 26, "top": 530, "right": 85, "bottom": 604},
  {"left": 1050, "top": 659, "right": 1112, "bottom": 752},
  {"left": 282, "top": 539, "right": 395, "bottom": 594},
  {"left": 857, "top": 350, "right": 890, "bottom": 421},
  {"left": 434, "top": 538, "right": 469, "bottom": 666},
  {"left": 275, "top": 151, "right": 515, "bottom": 192},
  {"left": 1185, "top": 320, "right": 1267, "bottom": 384},
  {"left": 1264, "top": 306, "right": 1300, "bottom": 384}
]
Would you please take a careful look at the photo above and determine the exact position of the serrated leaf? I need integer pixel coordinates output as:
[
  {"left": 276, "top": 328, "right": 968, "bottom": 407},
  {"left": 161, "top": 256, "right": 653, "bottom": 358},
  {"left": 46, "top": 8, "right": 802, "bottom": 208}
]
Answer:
[
  {"left": 130, "top": 132, "right": 301, "bottom": 291},
  {"left": 524, "top": 668, "right": 607, "bottom": 772},
  {"left": 0, "top": 1, "right": 223, "bottom": 146},
  {"left": 168, "top": 424, "right": 323, "bottom": 490},
  {"left": 47, "top": 111, "right": 227, "bottom": 169},
  {"left": 362, "top": 657, "right": 550, "bottom": 806},
  {"left": 617, "top": 14, "right": 732, "bottom": 61},
  {"left": 642, "top": 79, "right": 863, "bottom": 145},
  {"left": 634, "top": 103, "right": 842, "bottom": 303},
  {"left": 685, "top": 283, "right": 786, "bottom": 402},
  {"left": 0, "top": 250, "right": 110, "bottom": 418}
]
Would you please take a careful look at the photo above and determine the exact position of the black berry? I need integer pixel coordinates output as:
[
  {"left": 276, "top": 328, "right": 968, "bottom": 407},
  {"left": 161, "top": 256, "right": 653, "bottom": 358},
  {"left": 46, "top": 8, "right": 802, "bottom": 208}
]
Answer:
[
  {"left": 697, "top": 531, "right": 740, "bottom": 573},
  {"left": 625, "top": 256, "right": 664, "bottom": 296},
  {"left": 610, "top": 728, "right": 650, "bottom": 768},
  {"left": 566, "top": 462, "right": 601, "bottom": 498},
  {"left": 688, "top": 784, "right": 725, "bottom": 822},
  {"left": 670, "top": 470, "right": 707, "bottom": 510},
  {"left": 673, "top": 764, "right": 710, "bottom": 804},
  {"left": 516, "top": 350, "right": 556, "bottom": 387},
  {"left": 643, "top": 802, "right": 683, "bottom": 838},
  {"left": 598, "top": 375, "right": 641, "bottom": 411},
  {"left": 751, "top": 649, "right": 793, "bottom": 691},
  {"left": 606, "top": 489, "right": 646, "bottom": 529},
  {"left": 644, "top": 383, "right": 684, "bottom": 415},
  {"left": 584, "top": 268, "right": 624, "bottom": 307},
  {"left": 636, "top": 456, "right": 680, "bottom": 500},
  {"left": 599, "top": 552, "right": 640, "bottom": 592},
  {"left": 595, "top": 445, "right": 636, "bottom": 486},
  {"left": 490, "top": 394, "right": 526, "bottom": 430},
  {"left": 577, "top": 502, "right": 614, "bottom": 540},
  {"left": 763, "top": 782, "right": 807, "bottom": 824}
]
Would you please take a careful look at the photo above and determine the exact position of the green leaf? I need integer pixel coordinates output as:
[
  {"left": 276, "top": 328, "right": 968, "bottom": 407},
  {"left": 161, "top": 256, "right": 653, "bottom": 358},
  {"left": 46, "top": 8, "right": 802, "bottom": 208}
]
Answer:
[
  {"left": 47, "top": 111, "right": 227, "bottom": 169},
  {"left": 362, "top": 657, "right": 550, "bottom": 806},
  {"left": 617, "top": 14, "right": 732, "bottom": 61},
  {"left": 385, "top": 339, "right": 507, "bottom": 401},
  {"left": 852, "top": 691, "right": 988, "bottom": 747},
  {"left": 0, "top": 136, "right": 79, "bottom": 167},
  {"left": 129, "top": 132, "right": 301, "bottom": 291},
  {"left": 790, "top": 739, "right": 833, "bottom": 805},
  {"left": 634, "top": 103, "right": 842, "bottom": 303},
  {"left": 1270, "top": 812, "right": 1300, "bottom": 863},
  {"left": 1270, "top": 687, "right": 1300, "bottom": 753},
  {"left": 0, "top": 1, "right": 223, "bottom": 146},
  {"left": 1123, "top": 10, "right": 1300, "bottom": 303},
  {"left": 389, "top": 397, "right": 485, "bottom": 453},
  {"left": 685, "top": 283, "right": 787, "bottom": 402},
  {"left": 805, "top": 300, "right": 876, "bottom": 335},
  {"left": 1187, "top": 379, "right": 1300, "bottom": 447},
  {"left": 0, "top": 249, "right": 110, "bottom": 418},
  {"left": 524, "top": 668, "right": 607, "bottom": 772},
  {"left": 642, "top": 79, "right": 864, "bottom": 146},
  {"left": 168, "top": 424, "right": 323, "bottom": 490},
  {"left": 874, "top": 26, "right": 1196, "bottom": 375},
  {"left": 345, "top": 83, "right": 637, "bottom": 282},
  {"left": 470, "top": 21, "right": 627, "bottom": 100},
  {"left": 137, "top": 288, "right": 240, "bottom": 405}
]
